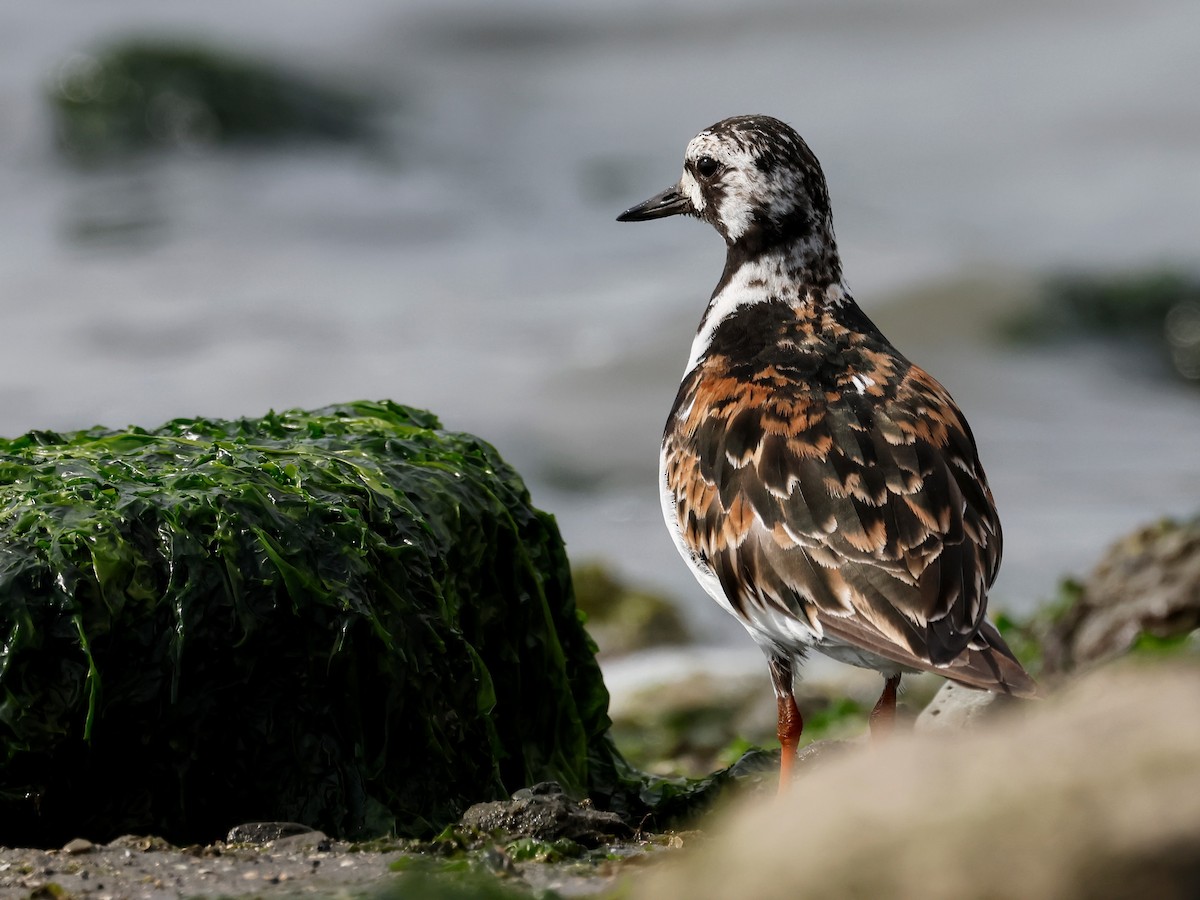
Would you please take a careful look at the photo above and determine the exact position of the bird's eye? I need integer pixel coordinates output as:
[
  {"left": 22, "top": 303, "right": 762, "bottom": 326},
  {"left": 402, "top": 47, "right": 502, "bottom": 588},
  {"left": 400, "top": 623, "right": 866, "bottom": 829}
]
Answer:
[{"left": 695, "top": 156, "right": 720, "bottom": 178}]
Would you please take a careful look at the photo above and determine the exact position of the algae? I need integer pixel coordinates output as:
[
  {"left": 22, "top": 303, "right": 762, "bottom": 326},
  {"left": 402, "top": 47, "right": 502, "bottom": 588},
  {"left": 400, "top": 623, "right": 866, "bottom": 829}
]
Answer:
[
  {"left": 49, "top": 38, "right": 374, "bottom": 162},
  {"left": 0, "top": 401, "right": 615, "bottom": 846},
  {"left": 1000, "top": 268, "right": 1200, "bottom": 381}
]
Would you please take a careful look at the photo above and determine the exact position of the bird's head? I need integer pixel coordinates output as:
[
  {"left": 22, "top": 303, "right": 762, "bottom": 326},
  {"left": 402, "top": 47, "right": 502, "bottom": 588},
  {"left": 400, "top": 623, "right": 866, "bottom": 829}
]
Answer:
[{"left": 618, "top": 115, "right": 834, "bottom": 252}]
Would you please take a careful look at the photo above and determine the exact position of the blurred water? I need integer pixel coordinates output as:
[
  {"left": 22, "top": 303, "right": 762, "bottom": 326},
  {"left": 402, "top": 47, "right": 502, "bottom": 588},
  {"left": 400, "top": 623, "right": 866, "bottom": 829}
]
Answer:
[{"left": 1, "top": 0, "right": 1199, "bottom": 647}]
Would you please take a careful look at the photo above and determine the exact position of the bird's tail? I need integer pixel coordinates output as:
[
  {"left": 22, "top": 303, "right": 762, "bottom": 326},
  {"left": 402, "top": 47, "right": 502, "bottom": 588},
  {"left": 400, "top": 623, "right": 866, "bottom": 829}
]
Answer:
[{"left": 941, "top": 620, "right": 1040, "bottom": 698}]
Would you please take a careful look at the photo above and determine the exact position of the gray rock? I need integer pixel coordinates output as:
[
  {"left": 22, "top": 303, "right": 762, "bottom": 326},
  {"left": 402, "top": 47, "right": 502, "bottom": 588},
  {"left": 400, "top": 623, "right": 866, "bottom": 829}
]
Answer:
[
  {"left": 1044, "top": 518, "right": 1200, "bottom": 673},
  {"left": 61, "top": 837, "right": 94, "bottom": 855},
  {"left": 914, "top": 680, "right": 1013, "bottom": 732},
  {"left": 226, "top": 822, "right": 315, "bottom": 845},
  {"left": 460, "top": 784, "right": 630, "bottom": 847}
]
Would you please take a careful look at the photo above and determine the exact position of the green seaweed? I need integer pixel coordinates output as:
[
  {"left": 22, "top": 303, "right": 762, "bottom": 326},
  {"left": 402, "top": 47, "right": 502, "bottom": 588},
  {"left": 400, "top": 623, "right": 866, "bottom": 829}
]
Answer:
[
  {"left": 1129, "top": 631, "right": 1198, "bottom": 656},
  {"left": 503, "top": 836, "right": 584, "bottom": 863},
  {"left": 999, "top": 268, "right": 1200, "bottom": 382},
  {"left": 1001, "top": 269, "right": 1197, "bottom": 341},
  {"left": 0, "top": 401, "right": 617, "bottom": 846},
  {"left": 49, "top": 38, "right": 375, "bottom": 162}
]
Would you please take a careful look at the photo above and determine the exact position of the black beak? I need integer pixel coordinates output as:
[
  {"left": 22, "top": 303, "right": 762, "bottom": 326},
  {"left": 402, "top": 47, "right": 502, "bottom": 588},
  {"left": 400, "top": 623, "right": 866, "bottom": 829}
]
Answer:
[{"left": 616, "top": 185, "right": 691, "bottom": 222}]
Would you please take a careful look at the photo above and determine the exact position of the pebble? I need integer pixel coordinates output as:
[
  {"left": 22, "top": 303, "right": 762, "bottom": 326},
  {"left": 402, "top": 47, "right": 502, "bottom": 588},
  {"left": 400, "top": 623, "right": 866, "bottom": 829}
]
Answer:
[
  {"left": 62, "top": 838, "right": 94, "bottom": 855},
  {"left": 914, "top": 681, "right": 1008, "bottom": 732},
  {"left": 226, "top": 822, "right": 315, "bottom": 844}
]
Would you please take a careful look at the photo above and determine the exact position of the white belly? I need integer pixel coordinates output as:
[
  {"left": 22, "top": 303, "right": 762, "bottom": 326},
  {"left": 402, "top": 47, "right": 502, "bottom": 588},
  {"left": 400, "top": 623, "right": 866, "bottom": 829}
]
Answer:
[{"left": 658, "top": 444, "right": 823, "bottom": 653}]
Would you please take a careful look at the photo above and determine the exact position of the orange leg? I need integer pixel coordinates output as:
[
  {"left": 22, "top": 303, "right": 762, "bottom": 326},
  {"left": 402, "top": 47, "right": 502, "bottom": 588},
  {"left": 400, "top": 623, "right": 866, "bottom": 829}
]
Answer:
[
  {"left": 769, "top": 656, "right": 802, "bottom": 793},
  {"left": 869, "top": 673, "right": 902, "bottom": 741}
]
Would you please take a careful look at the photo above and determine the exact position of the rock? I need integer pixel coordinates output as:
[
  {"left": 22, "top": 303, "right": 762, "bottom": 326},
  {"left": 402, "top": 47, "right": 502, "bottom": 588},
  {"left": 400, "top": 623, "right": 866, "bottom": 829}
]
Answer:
[
  {"left": 1042, "top": 518, "right": 1200, "bottom": 674},
  {"left": 0, "top": 401, "right": 622, "bottom": 847},
  {"left": 226, "top": 822, "right": 314, "bottom": 845},
  {"left": 460, "top": 783, "right": 631, "bottom": 847},
  {"left": 61, "top": 838, "right": 93, "bottom": 855},
  {"left": 634, "top": 664, "right": 1200, "bottom": 900},
  {"left": 914, "top": 680, "right": 1015, "bottom": 732}
]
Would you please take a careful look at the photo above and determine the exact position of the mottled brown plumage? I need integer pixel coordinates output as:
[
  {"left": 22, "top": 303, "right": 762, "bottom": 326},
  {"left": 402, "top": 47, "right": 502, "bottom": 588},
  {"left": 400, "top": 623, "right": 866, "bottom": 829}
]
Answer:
[{"left": 618, "top": 115, "right": 1035, "bottom": 785}]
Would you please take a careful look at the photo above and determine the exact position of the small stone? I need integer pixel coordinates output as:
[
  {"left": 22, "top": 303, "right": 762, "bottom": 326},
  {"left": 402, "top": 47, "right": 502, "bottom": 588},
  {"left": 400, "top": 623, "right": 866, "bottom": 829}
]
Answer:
[
  {"left": 915, "top": 681, "right": 1011, "bottom": 732},
  {"left": 226, "top": 822, "right": 314, "bottom": 845},
  {"left": 63, "top": 837, "right": 95, "bottom": 855}
]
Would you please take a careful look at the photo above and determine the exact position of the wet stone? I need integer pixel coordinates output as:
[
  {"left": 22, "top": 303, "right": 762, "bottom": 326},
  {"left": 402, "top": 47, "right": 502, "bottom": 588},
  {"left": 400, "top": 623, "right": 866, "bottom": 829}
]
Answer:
[
  {"left": 226, "top": 822, "right": 315, "bottom": 845},
  {"left": 915, "top": 681, "right": 1013, "bottom": 732},
  {"left": 460, "top": 783, "right": 631, "bottom": 847}
]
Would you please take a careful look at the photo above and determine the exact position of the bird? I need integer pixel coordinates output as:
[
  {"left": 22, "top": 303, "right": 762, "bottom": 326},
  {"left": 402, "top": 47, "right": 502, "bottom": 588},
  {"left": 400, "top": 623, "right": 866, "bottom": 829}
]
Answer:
[{"left": 617, "top": 115, "right": 1037, "bottom": 788}]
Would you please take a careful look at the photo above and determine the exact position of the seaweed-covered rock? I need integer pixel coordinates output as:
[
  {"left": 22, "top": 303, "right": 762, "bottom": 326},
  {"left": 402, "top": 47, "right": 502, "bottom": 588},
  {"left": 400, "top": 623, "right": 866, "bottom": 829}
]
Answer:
[
  {"left": 0, "top": 401, "right": 617, "bottom": 846},
  {"left": 1041, "top": 518, "right": 1200, "bottom": 674},
  {"left": 49, "top": 38, "right": 374, "bottom": 162}
]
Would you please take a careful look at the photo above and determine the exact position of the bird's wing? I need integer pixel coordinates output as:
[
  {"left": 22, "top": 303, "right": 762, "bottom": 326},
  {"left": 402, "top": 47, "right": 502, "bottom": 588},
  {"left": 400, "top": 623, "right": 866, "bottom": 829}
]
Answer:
[{"left": 664, "top": 351, "right": 1002, "bottom": 671}]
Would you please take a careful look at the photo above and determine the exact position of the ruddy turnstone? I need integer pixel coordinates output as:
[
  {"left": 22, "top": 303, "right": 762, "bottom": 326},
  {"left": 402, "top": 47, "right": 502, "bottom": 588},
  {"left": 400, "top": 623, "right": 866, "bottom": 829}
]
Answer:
[{"left": 618, "top": 115, "right": 1037, "bottom": 787}]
